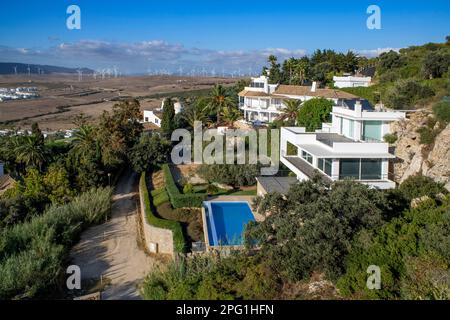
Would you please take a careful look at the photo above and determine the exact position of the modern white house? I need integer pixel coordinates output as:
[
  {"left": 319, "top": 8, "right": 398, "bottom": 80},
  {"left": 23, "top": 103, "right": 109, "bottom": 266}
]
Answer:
[
  {"left": 280, "top": 101, "right": 406, "bottom": 189},
  {"left": 238, "top": 75, "right": 358, "bottom": 123},
  {"left": 333, "top": 75, "right": 372, "bottom": 88}
]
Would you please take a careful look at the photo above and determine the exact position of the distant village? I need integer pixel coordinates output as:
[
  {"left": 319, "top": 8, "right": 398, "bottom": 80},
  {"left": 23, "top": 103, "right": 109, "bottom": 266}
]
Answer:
[{"left": 0, "top": 87, "right": 39, "bottom": 102}]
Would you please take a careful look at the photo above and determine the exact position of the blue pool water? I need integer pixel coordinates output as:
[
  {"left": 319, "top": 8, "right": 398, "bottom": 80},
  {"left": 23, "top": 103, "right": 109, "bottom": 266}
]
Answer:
[{"left": 204, "top": 201, "right": 255, "bottom": 246}]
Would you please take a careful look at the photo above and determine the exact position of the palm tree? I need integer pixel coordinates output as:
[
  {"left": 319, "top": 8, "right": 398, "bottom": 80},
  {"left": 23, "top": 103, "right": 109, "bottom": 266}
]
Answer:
[
  {"left": 182, "top": 104, "right": 208, "bottom": 129},
  {"left": 72, "top": 125, "right": 100, "bottom": 160},
  {"left": 220, "top": 107, "right": 242, "bottom": 127},
  {"left": 205, "top": 84, "right": 235, "bottom": 126},
  {"left": 15, "top": 135, "right": 46, "bottom": 171},
  {"left": 278, "top": 99, "right": 302, "bottom": 125}
]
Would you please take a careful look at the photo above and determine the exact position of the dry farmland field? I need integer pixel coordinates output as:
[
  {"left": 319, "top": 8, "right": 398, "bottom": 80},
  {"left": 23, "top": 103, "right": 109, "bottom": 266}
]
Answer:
[{"left": 0, "top": 74, "right": 236, "bottom": 131}]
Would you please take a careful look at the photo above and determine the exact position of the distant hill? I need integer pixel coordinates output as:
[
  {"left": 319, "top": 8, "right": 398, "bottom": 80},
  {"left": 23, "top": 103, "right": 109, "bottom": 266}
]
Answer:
[{"left": 0, "top": 62, "right": 94, "bottom": 75}]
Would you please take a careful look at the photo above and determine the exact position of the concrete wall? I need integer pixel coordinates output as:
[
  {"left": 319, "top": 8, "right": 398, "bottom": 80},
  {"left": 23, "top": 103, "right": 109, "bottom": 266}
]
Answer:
[{"left": 138, "top": 182, "right": 174, "bottom": 256}]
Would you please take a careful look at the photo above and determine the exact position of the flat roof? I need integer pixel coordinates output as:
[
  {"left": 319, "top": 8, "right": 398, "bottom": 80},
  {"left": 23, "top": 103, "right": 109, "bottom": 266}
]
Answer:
[
  {"left": 300, "top": 144, "right": 395, "bottom": 159},
  {"left": 256, "top": 176, "right": 298, "bottom": 195},
  {"left": 316, "top": 133, "right": 356, "bottom": 147}
]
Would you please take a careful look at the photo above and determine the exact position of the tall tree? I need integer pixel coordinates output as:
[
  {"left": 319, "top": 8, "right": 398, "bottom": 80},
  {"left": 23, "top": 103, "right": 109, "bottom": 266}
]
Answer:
[
  {"left": 15, "top": 135, "right": 46, "bottom": 171},
  {"left": 267, "top": 55, "right": 282, "bottom": 84},
  {"left": 205, "top": 84, "right": 235, "bottom": 126},
  {"left": 277, "top": 99, "right": 302, "bottom": 125},
  {"left": 161, "top": 98, "right": 176, "bottom": 135}
]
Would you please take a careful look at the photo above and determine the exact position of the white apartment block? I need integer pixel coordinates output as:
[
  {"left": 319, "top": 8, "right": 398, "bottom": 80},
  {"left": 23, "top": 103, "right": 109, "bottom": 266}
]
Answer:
[
  {"left": 280, "top": 101, "right": 406, "bottom": 189},
  {"left": 238, "top": 75, "right": 358, "bottom": 123},
  {"left": 142, "top": 100, "right": 183, "bottom": 128},
  {"left": 333, "top": 75, "right": 372, "bottom": 88}
]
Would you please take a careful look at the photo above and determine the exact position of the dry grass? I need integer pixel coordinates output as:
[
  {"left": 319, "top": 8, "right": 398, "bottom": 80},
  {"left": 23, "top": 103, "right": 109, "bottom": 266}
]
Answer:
[{"left": 0, "top": 74, "right": 236, "bottom": 130}]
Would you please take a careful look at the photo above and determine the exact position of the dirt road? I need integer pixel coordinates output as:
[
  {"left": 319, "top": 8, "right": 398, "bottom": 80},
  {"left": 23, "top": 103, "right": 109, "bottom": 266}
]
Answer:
[{"left": 70, "top": 170, "right": 157, "bottom": 300}]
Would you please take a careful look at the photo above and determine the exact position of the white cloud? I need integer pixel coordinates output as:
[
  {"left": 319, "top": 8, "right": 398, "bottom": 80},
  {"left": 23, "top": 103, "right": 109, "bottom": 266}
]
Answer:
[
  {"left": 353, "top": 47, "right": 402, "bottom": 58},
  {"left": 0, "top": 40, "right": 307, "bottom": 74}
]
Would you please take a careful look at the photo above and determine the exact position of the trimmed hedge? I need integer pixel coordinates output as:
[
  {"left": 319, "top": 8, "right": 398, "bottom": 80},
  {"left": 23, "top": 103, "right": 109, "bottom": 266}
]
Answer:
[
  {"left": 162, "top": 164, "right": 206, "bottom": 208},
  {"left": 153, "top": 190, "right": 170, "bottom": 207},
  {"left": 139, "top": 173, "right": 185, "bottom": 253}
]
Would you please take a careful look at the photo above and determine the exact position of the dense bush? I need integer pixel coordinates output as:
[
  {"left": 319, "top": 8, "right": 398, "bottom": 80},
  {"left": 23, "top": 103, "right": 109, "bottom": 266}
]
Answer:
[
  {"left": 162, "top": 164, "right": 206, "bottom": 208},
  {"left": 432, "top": 100, "right": 450, "bottom": 124},
  {"left": 0, "top": 187, "right": 112, "bottom": 299},
  {"left": 384, "top": 79, "right": 435, "bottom": 109},
  {"left": 140, "top": 173, "right": 185, "bottom": 253},
  {"left": 383, "top": 133, "right": 398, "bottom": 144},
  {"left": 398, "top": 174, "right": 447, "bottom": 201},
  {"left": 130, "top": 133, "right": 171, "bottom": 173},
  {"left": 296, "top": 98, "right": 334, "bottom": 132},
  {"left": 337, "top": 196, "right": 450, "bottom": 299},
  {"left": 197, "top": 164, "right": 259, "bottom": 187},
  {"left": 246, "top": 180, "right": 396, "bottom": 281},
  {"left": 141, "top": 254, "right": 280, "bottom": 300}
]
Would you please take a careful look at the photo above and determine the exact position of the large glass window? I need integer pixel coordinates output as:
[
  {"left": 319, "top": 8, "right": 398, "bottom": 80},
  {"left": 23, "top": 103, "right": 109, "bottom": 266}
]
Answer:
[
  {"left": 363, "top": 121, "right": 382, "bottom": 142},
  {"left": 339, "top": 159, "right": 383, "bottom": 180},
  {"left": 341, "top": 118, "right": 355, "bottom": 138},
  {"left": 339, "top": 159, "right": 360, "bottom": 179},
  {"left": 361, "top": 159, "right": 382, "bottom": 180},
  {"left": 301, "top": 150, "right": 313, "bottom": 164},
  {"left": 318, "top": 158, "right": 332, "bottom": 176}
]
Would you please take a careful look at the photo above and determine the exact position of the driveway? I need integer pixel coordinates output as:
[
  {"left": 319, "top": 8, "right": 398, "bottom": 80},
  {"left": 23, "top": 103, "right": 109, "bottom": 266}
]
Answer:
[{"left": 70, "top": 169, "right": 157, "bottom": 300}]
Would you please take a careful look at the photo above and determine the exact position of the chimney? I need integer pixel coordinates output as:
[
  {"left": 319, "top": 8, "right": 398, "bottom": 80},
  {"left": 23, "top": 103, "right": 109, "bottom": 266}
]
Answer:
[
  {"left": 311, "top": 81, "right": 317, "bottom": 92},
  {"left": 0, "top": 162, "right": 4, "bottom": 176}
]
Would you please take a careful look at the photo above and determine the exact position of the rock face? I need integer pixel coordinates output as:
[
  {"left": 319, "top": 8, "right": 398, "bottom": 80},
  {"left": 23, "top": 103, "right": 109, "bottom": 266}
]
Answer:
[{"left": 391, "top": 111, "right": 450, "bottom": 190}]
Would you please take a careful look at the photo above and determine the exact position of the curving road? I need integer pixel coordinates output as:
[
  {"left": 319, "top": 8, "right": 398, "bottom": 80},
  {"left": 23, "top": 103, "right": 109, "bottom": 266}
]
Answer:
[{"left": 70, "top": 169, "right": 157, "bottom": 300}]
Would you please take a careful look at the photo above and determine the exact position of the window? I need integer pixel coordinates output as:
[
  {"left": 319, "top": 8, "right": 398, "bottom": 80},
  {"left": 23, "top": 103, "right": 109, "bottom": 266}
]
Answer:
[
  {"left": 361, "top": 159, "right": 382, "bottom": 180},
  {"left": 318, "top": 158, "right": 332, "bottom": 176},
  {"left": 155, "top": 119, "right": 159, "bottom": 124},
  {"left": 341, "top": 118, "right": 355, "bottom": 138},
  {"left": 339, "top": 159, "right": 382, "bottom": 180},
  {"left": 363, "top": 121, "right": 383, "bottom": 142},
  {"left": 301, "top": 150, "right": 313, "bottom": 164},
  {"left": 145, "top": 117, "right": 149, "bottom": 122},
  {"left": 250, "top": 82, "right": 264, "bottom": 88},
  {"left": 339, "top": 159, "right": 360, "bottom": 179}
]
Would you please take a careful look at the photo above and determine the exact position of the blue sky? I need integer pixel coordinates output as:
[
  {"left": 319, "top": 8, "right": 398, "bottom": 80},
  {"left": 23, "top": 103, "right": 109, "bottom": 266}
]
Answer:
[{"left": 1, "top": 0, "right": 449, "bottom": 74}]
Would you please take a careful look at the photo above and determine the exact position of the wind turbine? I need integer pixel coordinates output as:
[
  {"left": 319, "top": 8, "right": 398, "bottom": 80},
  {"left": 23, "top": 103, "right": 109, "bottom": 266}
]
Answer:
[
  {"left": 13, "top": 66, "right": 17, "bottom": 75},
  {"left": 77, "top": 69, "right": 83, "bottom": 82},
  {"left": 27, "top": 65, "right": 31, "bottom": 77}
]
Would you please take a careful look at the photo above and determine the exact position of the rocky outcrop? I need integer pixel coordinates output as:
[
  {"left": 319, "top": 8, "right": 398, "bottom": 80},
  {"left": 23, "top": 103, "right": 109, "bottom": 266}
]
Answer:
[{"left": 391, "top": 111, "right": 450, "bottom": 190}]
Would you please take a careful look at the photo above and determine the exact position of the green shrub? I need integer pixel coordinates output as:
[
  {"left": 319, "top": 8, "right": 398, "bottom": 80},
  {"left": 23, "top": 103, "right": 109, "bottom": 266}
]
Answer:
[
  {"left": 162, "top": 165, "right": 206, "bottom": 208},
  {"left": 139, "top": 173, "right": 186, "bottom": 253},
  {"left": 398, "top": 174, "right": 447, "bottom": 201},
  {"left": 384, "top": 79, "right": 435, "bottom": 109},
  {"left": 297, "top": 98, "right": 334, "bottom": 131},
  {"left": 432, "top": 100, "right": 450, "bottom": 124},
  {"left": 383, "top": 133, "right": 398, "bottom": 144},
  {"left": 151, "top": 188, "right": 166, "bottom": 198},
  {"left": 0, "top": 187, "right": 112, "bottom": 299},
  {"left": 206, "top": 184, "right": 219, "bottom": 195},
  {"left": 417, "top": 126, "right": 437, "bottom": 145},
  {"left": 197, "top": 164, "right": 259, "bottom": 187},
  {"left": 153, "top": 190, "right": 169, "bottom": 207},
  {"left": 183, "top": 183, "right": 194, "bottom": 194}
]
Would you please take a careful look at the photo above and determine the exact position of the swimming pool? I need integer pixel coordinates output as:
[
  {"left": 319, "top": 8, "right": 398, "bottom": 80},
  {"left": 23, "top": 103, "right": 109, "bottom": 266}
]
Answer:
[{"left": 203, "top": 201, "right": 255, "bottom": 247}]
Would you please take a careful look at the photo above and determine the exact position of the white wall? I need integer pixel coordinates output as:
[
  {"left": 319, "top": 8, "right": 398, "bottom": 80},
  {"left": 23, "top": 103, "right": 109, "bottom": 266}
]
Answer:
[{"left": 143, "top": 110, "right": 162, "bottom": 127}]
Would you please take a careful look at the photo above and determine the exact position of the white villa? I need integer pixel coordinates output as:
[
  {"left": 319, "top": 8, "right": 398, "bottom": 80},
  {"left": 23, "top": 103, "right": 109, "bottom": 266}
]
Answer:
[
  {"left": 238, "top": 75, "right": 358, "bottom": 123},
  {"left": 280, "top": 100, "right": 406, "bottom": 189},
  {"left": 333, "top": 75, "right": 372, "bottom": 88},
  {"left": 143, "top": 99, "right": 183, "bottom": 128}
]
